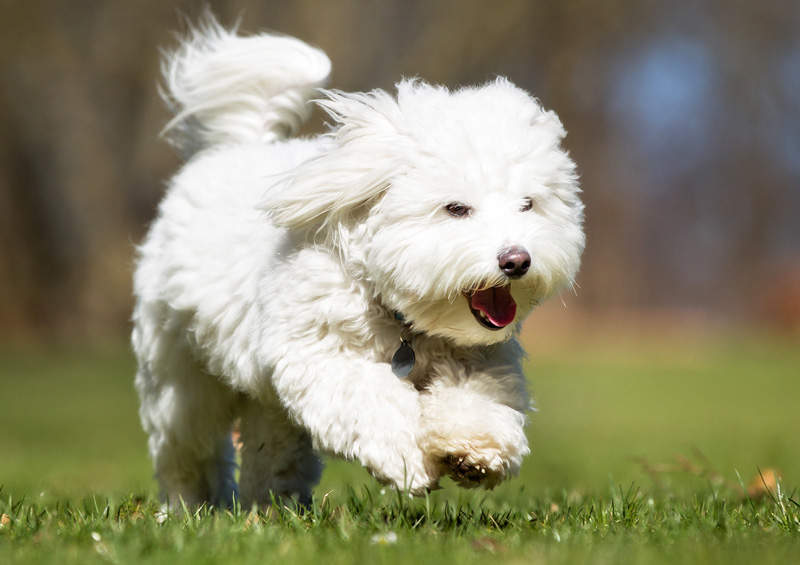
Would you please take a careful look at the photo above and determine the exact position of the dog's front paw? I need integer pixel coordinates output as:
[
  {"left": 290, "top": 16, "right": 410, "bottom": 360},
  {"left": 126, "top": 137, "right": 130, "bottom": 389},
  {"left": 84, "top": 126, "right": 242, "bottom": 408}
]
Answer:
[
  {"left": 418, "top": 389, "right": 529, "bottom": 489},
  {"left": 440, "top": 453, "right": 503, "bottom": 489},
  {"left": 426, "top": 431, "right": 524, "bottom": 489},
  {"left": 361, "top": 439, "right": 440, "bottom": 495}
]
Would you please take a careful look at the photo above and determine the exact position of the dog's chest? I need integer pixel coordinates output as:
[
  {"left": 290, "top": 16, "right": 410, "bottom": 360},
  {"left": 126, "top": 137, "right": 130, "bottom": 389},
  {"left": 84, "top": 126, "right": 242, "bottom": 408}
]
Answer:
[{"left": 384, "top": 334, "right": 482, "bottom": 391}]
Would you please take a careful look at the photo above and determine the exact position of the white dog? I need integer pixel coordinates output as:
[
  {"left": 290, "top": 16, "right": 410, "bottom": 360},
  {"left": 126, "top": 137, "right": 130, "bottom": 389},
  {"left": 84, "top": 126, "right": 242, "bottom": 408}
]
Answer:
[{"left": 132, "top": 18, "right": 584, "bottom": 509}]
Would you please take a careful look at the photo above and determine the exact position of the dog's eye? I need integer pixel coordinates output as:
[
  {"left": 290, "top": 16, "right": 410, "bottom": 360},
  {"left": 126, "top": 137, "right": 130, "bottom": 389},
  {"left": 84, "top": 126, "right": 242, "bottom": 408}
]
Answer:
[
  {"left": 520, "top": 197, "right": 535, "bottom": 212},
  {"left": 445, "top": 202, "right": 472, "bottom": 218}
]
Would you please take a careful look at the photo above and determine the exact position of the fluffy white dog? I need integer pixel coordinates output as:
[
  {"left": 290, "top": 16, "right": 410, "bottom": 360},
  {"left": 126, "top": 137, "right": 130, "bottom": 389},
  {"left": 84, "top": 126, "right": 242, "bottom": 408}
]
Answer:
[{"left": 132, "top": 18, "right": 584, "bottom": 509}]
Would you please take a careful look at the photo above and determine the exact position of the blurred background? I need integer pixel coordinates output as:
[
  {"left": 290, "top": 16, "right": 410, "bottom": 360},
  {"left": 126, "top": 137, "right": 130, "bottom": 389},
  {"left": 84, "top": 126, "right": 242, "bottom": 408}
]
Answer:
[{"left": 0, "top": 0, "right": 798, "bottom": 499}]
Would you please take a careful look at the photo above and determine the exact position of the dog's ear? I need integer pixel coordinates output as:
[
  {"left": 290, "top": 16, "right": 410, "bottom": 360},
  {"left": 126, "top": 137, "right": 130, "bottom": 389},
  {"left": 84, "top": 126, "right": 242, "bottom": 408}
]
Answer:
[{"left": 265, "top": 88, "right": 406, "bottom": 230}]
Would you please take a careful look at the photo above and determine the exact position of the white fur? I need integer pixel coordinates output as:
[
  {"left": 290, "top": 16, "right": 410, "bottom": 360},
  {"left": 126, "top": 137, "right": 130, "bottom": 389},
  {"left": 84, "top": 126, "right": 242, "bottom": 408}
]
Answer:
[{"left": 133, "top": 17, "right": 584, "bottom": 508}]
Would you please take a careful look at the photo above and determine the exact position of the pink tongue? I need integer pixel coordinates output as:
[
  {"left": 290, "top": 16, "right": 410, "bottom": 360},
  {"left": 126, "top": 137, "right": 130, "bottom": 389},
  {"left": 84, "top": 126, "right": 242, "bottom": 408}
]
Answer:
[{"left": 470, "top": 286, "right": 517, "bottom": 327}]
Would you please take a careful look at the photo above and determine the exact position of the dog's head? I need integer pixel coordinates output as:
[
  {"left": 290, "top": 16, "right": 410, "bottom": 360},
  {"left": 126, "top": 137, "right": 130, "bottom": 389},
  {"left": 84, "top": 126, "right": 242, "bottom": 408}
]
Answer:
[{"left": 269, "top": 78, "right": 584, "bottom": 347}]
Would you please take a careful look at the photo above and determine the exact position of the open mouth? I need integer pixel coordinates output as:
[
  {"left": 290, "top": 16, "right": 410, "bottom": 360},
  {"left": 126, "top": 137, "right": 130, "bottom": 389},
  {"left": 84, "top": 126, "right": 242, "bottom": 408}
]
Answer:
[{"left": 465, "top": 285, "right": 517, "bottom": 331}]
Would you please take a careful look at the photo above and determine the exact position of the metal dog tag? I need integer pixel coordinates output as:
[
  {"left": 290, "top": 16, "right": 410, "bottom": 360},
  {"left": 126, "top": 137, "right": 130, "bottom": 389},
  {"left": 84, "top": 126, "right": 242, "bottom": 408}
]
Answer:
[{"left": 391, "top": 339, "right": 415, "bottom": 378}]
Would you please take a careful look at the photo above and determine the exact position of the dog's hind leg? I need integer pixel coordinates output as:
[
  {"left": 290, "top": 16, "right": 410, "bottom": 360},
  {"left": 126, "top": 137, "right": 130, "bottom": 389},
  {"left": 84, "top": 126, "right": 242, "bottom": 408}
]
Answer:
[
  {"left": 237, "top": 395, "right": 322, "bottom": 509},
  {"left": 134, "top": 330, "right": 239, "bottom": 510}
]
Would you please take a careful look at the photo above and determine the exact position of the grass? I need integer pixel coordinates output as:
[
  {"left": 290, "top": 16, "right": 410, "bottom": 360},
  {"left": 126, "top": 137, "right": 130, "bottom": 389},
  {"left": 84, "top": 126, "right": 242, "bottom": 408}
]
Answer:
[
  {"left": 1, "top": 334, "right": 799, "bottom": 563},
  {"left": 2, "top": 485, "right": 798, "bottom": 564}
]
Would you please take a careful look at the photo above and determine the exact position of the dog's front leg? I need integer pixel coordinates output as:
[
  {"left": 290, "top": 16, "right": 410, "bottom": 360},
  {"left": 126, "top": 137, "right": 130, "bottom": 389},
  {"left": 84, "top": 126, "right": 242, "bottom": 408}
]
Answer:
[
  {"left": 417, "top": 341, "right": 530, "bottom": 488},
  {"left": 267, "top": 355, "right": 437, "bottom": 494}
]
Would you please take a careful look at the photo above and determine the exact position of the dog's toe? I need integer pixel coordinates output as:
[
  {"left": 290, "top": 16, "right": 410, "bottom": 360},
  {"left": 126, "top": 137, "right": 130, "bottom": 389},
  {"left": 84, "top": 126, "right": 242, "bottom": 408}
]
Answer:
[{"left": 442, "top": 454, "right": 502, "bottom": 488}]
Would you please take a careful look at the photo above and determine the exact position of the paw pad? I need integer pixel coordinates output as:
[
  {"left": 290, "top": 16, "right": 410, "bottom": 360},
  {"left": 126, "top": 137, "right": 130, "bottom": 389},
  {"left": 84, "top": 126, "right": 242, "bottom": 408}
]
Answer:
[{"left": 442, "top": 454, "right": 500, "bottom": 488}]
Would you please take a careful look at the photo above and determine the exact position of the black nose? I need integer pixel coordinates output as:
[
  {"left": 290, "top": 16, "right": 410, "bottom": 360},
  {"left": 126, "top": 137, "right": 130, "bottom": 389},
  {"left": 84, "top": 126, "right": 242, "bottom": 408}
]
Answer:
[{"left": 498, "top": 246, "right": 531, "bottom": 278}]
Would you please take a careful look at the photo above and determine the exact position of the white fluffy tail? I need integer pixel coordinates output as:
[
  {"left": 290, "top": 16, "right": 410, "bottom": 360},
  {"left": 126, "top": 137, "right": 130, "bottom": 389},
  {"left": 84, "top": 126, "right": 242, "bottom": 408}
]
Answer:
[{"left": 160, "top": 16, "right": 331, "bottom": 156}]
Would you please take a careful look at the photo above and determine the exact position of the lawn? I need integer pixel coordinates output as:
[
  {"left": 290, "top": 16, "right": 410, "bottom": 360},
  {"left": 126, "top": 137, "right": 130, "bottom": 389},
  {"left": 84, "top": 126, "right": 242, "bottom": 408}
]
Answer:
[{"left": 1, "top": 334, "right": 798, "bottom": 563}]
